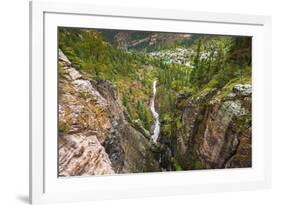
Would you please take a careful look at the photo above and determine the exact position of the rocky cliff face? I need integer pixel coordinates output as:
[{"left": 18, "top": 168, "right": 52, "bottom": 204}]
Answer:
[
  {"left": 58, "top": 50, "right": 160, "bottom": 176},
  {"left": 174, "top": 84, "right": 252, "bottom": 169}
]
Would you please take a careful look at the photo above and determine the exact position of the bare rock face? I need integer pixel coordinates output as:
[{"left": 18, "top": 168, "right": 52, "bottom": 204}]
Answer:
[
  {"left": 58, "top": 59, "right": 111, "bottom": 143},
  {"left": 59, "top": 134, "right": 114, "bottom": 176},
  {"left": 172, "top": 88, "right": 218, "bottom": 170},
  {"left": 94, "top": 80, "right": 160, "bottom": 173},
  {"left": 58, "top": 49, "right": 160, "bottom": 176},
  {"left": 195, "top": 99, "right": 250, "bottom": 168},
  {"left": 174, "top": 101, "right": 201, "bottom": 169},
  {"left": 175, "top": 84, "right": 252, "bottom": 169},
  {"left": 58, "top": 49, "right": 113, "bottom": 176}
]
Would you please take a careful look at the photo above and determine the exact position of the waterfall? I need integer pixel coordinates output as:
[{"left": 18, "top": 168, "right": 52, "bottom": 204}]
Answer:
[{"left": 150, "top": 80, "right": 160, "bottom": 143}]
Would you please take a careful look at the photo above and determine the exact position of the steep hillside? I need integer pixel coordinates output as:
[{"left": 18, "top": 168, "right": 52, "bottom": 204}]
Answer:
[
  {"left": 58, "top": 49, "right": 160, "bottom": 176},
  {"left": 98, "top": 29, "right": 192, "bottom": 51}
]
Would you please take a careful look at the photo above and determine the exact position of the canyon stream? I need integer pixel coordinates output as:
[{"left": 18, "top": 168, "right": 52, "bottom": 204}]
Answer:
[{"left": 150, "top": 80, "right": 160, "bottom": 143}]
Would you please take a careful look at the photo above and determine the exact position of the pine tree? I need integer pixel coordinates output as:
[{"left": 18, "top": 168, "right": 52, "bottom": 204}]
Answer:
[{"left": 190, "top": 39, "right": 202, "bottom": 85}]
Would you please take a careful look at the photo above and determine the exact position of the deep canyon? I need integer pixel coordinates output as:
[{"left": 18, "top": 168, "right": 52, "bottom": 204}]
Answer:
[{"left": 58, "top": 29, "right": 252, "bottom": 176}]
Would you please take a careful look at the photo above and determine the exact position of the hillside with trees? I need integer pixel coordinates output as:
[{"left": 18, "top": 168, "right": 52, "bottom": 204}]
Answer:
[{"left": 58, "top": 27, "right": 252, "bottom": 176}]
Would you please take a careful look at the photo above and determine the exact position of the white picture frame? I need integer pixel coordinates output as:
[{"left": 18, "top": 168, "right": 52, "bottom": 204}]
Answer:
[{"left": 29, "top": 0, "right": 272, "bottom": 204}]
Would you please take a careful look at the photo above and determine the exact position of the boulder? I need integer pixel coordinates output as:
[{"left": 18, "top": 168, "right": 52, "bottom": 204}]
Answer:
[
  {"left": 59, "top": 49, "right": 71, "bottom": 65},
  {"left": 233, "top": 84, "right": 252, "bottom": 97},
  {"left": 132, "top": 119, "right": 151, "bottom": 139}
]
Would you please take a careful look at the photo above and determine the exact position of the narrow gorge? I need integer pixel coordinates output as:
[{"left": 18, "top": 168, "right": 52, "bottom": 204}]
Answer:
[{"left": 58, "top": 28, "right": 252, "bottom": 176}]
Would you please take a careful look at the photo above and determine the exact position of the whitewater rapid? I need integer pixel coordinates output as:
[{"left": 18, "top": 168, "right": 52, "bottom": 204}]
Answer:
[{"left": 150, "top": 80, "right": 160, "bottom": 143}]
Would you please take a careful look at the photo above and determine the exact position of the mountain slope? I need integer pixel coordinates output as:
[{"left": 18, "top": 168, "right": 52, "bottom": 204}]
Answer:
[
  {"left": 58, "top": 49, "right": 160, "bottom": 176},
  {"left": 98, "top": 29, "right": 192, "bottom": 51}
]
